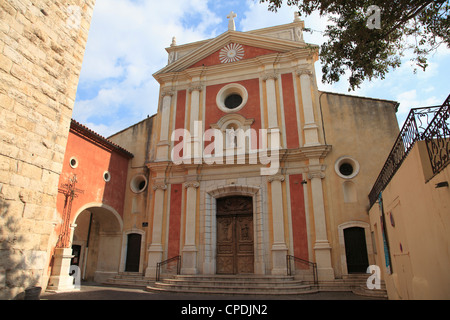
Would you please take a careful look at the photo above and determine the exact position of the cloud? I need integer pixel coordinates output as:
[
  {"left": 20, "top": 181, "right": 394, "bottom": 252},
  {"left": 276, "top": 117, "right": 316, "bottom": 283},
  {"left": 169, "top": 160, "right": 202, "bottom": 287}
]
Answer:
[
  {"left": 73, "top": 0, "right": 223, "bottom": 135},
  {"left": 73, "top": 0, "right": 448, "bottom": 137}
]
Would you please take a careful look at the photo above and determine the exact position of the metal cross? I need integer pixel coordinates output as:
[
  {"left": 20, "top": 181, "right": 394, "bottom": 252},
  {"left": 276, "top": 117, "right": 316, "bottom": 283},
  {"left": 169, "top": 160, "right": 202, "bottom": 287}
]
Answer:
[{"left": 56, "top": 174, "right": 84, "bottom": 248}]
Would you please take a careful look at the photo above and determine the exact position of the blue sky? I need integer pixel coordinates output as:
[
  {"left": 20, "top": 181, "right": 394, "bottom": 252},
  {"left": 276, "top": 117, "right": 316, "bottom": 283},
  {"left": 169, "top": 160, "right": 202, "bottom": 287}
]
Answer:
[{"left": 73, "top": 0, "right": 450, "bottom": 137}]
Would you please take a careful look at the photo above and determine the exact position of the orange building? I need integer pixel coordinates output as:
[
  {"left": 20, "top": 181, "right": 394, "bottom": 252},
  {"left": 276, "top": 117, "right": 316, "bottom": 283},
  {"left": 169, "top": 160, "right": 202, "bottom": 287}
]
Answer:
[{"left": 47, "top": 120, "right": 133, "bottom": 291}]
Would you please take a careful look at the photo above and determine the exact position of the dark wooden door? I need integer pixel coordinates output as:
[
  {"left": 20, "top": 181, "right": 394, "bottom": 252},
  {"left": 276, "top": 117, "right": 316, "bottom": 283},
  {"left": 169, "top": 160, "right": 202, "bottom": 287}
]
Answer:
[
  {"left": 216, "top": 196, "right": 254, "bottom": 274},
  {"left": 125, "top": 233, "right": 141, "bottom": 272},
  {"left": 344, "top": 227, "right": 369, "bottom": 273}
]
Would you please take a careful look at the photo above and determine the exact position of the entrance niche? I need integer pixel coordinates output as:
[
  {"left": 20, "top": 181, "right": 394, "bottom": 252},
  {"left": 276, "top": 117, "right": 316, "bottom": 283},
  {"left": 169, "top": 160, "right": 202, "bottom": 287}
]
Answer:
[
  {"left": 125, "top": 233, "right": 142, "bottom": 272},
  {"left": 344, "top": 227, "right": 369, "bottom": 273},
  {"left": 216, "top": 196, "right": 254, "bottom": 274}
]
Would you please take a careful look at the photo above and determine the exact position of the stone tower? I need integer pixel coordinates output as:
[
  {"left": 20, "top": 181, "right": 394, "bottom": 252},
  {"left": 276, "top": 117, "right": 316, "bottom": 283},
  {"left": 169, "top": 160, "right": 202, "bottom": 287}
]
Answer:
[{"left": 0, "top": 0, "right": 96, "bottom": 299}]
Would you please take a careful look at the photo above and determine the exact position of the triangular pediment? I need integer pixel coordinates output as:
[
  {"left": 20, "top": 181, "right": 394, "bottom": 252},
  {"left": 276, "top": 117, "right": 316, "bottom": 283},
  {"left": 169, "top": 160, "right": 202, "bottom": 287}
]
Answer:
[{"left": 154, "top": 29, "right": 317, "bottom": 79}]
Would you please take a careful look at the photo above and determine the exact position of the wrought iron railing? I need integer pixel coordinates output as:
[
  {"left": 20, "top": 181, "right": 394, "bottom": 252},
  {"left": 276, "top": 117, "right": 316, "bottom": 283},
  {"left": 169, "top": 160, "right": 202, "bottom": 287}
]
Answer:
[
  {"left": 422, "top": 95, "right": 450, "bottom": 178},
  {"left": 156, "top": 255, "right": 181, "bottom": 282},
  {"left": 368, "top": 105, "right": 443, "bottom": 207},
  {"left": 286, "top": 255, "right": 318, "bottom": 285}
]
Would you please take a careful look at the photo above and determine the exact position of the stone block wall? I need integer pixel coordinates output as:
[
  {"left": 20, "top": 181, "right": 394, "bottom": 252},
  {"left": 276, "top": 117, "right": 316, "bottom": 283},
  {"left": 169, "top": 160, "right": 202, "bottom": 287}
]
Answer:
[{"left": 0, "top": 0, "right": 95, "bottom": 299}]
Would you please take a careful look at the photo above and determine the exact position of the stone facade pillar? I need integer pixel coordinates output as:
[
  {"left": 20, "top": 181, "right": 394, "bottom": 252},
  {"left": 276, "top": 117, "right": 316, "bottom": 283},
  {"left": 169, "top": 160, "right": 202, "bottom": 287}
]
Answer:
[
  {"left": 308, "top": 168, "right": 335, "bottom": 280},
  {"left": 156, "top": 90, "right": 174, "bottom": 160},
  {"left": 263, "top": 72, "right": 279, "bottom": 129},
  {"left": 297, "top": 68, "right": 320, "bottom": 147},
  {"left": 145, "top": 182, "right": 167, "bottom": 278},
  {"left": 181, "top": 181, "right": 200, "bottom": 274},
  {"left": 268, "top": 175, "right": 288, "bottom": 275},
  {"left": 188, "top": 84, "right": 202, "bottom": 163}
]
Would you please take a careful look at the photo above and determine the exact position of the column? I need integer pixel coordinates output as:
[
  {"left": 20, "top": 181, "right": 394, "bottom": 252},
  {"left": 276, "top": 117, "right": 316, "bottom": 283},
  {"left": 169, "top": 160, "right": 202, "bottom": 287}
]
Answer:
[
  {"left": 297, "top": 68, "right": 320, "bottom": 147},
  {"left": 263, "top": 72, "right": 279, "bottom": 129},
  {"left": 188, "top": 84, "right": 202, "bottom": 163},
  {"left": 156, "top": 90, "right": 174, "bottom": 161},
  {"left": 181, "top": 180, "right": 200, "bottom": 274},
  {"left": 307, "top": 168, "right": 335, "bottom": 280},
  {"left": 268, "top": 175, "right": 288, "bottom": 275},
  {"left": 145, "top": 182, "right": 167, "bottom": 278}
]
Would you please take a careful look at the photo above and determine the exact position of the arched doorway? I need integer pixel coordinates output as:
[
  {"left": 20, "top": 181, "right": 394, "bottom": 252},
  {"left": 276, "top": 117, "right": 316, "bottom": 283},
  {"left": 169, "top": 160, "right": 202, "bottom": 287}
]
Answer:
[
  {"left": 216, "top": 196, "right": 254, "bottom": 274},
  {"left": 72, "top": 205, "right": 123, "bottom": 283},
  {"left": 125, "top": 233, "right": 142, "bottom": 272},
  {"left": 344, "top": 227, "right": 369, "bottom": 273}
]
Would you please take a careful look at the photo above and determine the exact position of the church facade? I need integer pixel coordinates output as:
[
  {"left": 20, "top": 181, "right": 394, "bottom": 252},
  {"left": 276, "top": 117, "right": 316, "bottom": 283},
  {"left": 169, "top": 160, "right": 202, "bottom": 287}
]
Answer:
[
  {"left": 105, "top": 13, "right": 400, "bottom": 283},
  {"left": 39, "top": 13, "right": 401, "bottom": 293}
]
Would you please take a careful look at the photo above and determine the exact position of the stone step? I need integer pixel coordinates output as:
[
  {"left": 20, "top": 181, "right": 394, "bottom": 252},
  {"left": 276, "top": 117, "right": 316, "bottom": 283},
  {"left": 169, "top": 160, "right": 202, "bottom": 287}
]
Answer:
[
  {"left": 161, "top": 278, "right": 306, "bottom": 288},
  {"left": 145, "top": 274, "right": 319, "bottom": 296},
  {"left": 103, "top": 273, "right": 153, "bottom": 288}
]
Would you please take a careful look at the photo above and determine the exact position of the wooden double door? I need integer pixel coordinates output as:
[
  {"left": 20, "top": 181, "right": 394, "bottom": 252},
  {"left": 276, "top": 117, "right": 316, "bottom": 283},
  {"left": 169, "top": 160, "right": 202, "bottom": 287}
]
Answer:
[{"left": 216, "top": 196, "right": 254, "bottom": 274}]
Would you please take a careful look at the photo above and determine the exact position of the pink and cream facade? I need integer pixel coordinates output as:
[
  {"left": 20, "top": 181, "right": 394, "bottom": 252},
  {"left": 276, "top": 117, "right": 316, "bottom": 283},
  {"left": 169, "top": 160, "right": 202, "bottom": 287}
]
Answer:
[{"left": 112, "top": 15, "right": 400, "bottom": 282}]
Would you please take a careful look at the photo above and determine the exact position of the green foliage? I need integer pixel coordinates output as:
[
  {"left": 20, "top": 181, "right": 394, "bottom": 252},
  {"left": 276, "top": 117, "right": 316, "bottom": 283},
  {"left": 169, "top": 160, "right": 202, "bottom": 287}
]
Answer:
[{"left": 260, "top": 0, "right": 450, "bottom": 90}]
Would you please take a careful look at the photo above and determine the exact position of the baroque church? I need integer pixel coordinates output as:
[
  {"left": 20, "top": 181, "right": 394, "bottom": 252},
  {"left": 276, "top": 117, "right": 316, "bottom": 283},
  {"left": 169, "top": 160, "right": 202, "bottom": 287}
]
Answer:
[{"left": 46, "top": 12, "right": 401, "bottom": 294}]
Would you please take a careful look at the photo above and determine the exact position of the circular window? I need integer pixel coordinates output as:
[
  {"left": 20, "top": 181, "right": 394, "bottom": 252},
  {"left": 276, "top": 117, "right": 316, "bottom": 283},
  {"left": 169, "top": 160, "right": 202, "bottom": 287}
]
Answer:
[
  {"left": 224, "top": 94, "right": 243, "bottom": 109},
  {"left": 339, "top": 163, "right": 354, "bottom": 176},
  {"left": 335, "top": 156, "right": 360, "bottom": 179},
  {"left": 216, "top": 83, "right": 248, "bottom": 113},
  {"left": 130, "top": 174, "right": 147, "bottom": 193},
  {"left": 69, "top": 157, "right": 78, "bottom": 169},
  {"left": 103, "top": 171, "right": 111, "bottom": 182}
]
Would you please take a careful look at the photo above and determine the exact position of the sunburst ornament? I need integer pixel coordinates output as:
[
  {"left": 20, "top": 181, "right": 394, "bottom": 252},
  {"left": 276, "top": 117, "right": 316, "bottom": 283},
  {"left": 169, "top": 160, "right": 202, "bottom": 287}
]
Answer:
[{"left": 219, "top": 43, "right": 244, "bottom": 63}]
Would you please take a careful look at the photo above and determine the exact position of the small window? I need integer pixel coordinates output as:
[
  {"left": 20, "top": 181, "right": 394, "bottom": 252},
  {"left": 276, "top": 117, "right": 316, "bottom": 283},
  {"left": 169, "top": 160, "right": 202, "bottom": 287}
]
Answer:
[
  {"left": 130, "top": 174, "right": 147, "bottom": 193},
  {"left": 339, "top": 163, "right": 354, "bottom": 176},
  {"left": 103, "top": 171, "right": 111, "bottom": 182},
  {"left": 335, "top": 156, "right": 360, "bottom": 179},
  {"left": 69, "top": 157, "right": 78, "bottom": 169},
  {"left": 224, "top": 94, "right": 243, "bottom": 110},
  {"left": 216, "top": 83, "right": 248, "bottom": 113}
]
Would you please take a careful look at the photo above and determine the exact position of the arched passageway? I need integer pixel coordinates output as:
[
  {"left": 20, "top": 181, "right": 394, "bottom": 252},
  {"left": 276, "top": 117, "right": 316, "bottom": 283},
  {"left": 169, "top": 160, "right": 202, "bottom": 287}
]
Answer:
[{"left": 72, "top": 205, "right": 123, "bottom": 283}]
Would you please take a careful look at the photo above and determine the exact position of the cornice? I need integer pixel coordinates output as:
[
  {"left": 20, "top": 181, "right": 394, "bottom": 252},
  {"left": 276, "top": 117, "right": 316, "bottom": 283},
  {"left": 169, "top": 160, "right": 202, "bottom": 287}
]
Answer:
[{"left": 153, "top": 49, "right": 317, "bottom": 85}]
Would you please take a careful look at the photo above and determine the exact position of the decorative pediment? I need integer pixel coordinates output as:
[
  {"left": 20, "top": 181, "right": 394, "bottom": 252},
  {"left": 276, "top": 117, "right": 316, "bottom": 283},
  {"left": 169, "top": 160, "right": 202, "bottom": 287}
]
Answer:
[{"left": 154, "top": 27, "right": 318, "bottom": 80}]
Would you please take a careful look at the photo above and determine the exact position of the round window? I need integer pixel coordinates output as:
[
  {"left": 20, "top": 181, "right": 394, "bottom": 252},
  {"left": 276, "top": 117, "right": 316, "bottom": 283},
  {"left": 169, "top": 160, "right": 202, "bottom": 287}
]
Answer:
[
  {"left": 339, "top": 163, "right": 354, "bottom": 176},
  {"left": 130, "top": 174, "right": 147, "bottom": 193},
  {"left": 335, "top": 156, "right": 360, "bottom": 179},
  {"left": 69, "top": 157, "right": 78, "bottom": 169},
  {"left": 103, "top": 171, "right": 111, "bottom": 182},
  {"left": 216, "top": 83, "right": 248, "bottom": 113},
  {"left": 224, "top": 94, "right": 243, "bottom": 109}
]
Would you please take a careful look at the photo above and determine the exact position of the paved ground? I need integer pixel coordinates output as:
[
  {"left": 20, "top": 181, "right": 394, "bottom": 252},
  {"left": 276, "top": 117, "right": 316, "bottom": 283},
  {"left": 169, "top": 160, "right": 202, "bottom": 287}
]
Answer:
[
  {"left": 40, "top": 282, "right": 384, "bottom": 300},
  {"left": 38, "top": 284, "right": 386, "bottom": 318}
]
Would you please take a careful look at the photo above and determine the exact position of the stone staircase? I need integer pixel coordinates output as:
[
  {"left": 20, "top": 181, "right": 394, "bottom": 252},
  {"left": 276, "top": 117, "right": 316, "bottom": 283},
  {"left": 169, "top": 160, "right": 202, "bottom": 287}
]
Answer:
[
  {"left": 104, "top": 272, "right": 154, "bottom": 289},
  {"left": 317, "top": 274, "right": 388, "bottom": 299},
  {"left": 146, "top": 274, "right": 319, "bottom": 296},
  {"left": 104, "top": 272, "right": 387, "bottom": 298}
]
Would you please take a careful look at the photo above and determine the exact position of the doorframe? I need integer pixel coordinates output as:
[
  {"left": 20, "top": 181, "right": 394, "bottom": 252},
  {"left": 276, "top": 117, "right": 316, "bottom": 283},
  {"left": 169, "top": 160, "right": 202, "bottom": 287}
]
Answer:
[
  {"left": 338, "top": 221, "right": 374, "bottom": 276},
  {"left": 120, "top": 229, "right": 146, "bottom": 273},
  {"left": 216, "top": 197, "right": 254, "bottom": 275},
  {"left": 204, "top": 184, "right": 265, "bottom": 275}
]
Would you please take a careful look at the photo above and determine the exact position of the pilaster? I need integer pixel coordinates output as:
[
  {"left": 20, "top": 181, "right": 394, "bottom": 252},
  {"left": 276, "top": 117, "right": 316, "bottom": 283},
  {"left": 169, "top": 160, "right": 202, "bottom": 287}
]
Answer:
[
  {"left": 181, "top": 180, "right": 200, "bottom": 274},
  {"left": 145, "top": 182, "right": 167, "bottom": 278},
  {"left": 268, "top": 175, "right": 288, "bottom": 275},
  {"left": 296, "top": 67, "right": 320, "bottom": 147},
  {"left": 307, "top": 167, "right": 335, "bottom": 280},
  {"left": 156, "top": 88, "right": 174, "bottom": 161}
]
